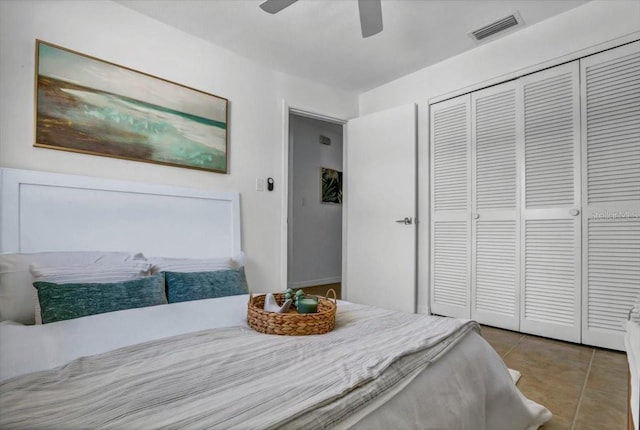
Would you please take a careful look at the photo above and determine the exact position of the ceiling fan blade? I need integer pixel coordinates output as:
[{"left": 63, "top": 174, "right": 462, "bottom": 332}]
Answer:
[
  {"left": 259, "top": 0, "right": 299, "bottom": 14},
  {"left": 358, "top": 0, "right": 383, "bottom": 38}
]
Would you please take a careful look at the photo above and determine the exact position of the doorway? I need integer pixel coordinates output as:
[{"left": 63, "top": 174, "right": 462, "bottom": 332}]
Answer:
[{"left": 287, "top": 111, "right": 344, "bottom": 298}]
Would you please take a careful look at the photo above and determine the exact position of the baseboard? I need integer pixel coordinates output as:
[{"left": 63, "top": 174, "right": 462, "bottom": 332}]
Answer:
[{"left": 288, "top": 277, "right": 341, "bottom": 289}]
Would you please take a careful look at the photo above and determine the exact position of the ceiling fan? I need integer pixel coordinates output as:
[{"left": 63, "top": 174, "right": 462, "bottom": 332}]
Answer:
[{"left": 259, "top": 0, "right": 383, "bottom": 38}]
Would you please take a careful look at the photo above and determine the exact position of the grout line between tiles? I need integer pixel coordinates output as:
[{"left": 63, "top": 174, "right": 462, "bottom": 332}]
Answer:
[
  {"left": 571, "top": 348, "right": 595, "bottom": 430},
  {"left": 502, "top": 333, "right": 527, "bottom": 359}
]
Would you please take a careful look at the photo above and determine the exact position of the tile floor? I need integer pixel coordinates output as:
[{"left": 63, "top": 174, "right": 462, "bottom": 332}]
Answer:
[{"left": 481, "top": 325, "right": 629, "bottom": 430}]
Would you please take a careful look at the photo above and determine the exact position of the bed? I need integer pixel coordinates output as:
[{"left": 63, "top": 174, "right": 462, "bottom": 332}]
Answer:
[
  {"left": 0, "top": 168, "right": 551, "bottom": 429},
  {"left": 627, "top": 299, "right": 640, "bottom": 430}
]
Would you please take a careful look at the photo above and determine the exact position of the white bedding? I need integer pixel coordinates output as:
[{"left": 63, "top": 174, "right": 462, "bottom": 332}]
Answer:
[
  {"left": 626, "top": 320, "right": 640, "bottom": 430},
  {"left": 0, "top": 295, "right": 551, "bottom": 429},
  {"left": 0, "top": 294, "right": 249, "bottom": 381}
]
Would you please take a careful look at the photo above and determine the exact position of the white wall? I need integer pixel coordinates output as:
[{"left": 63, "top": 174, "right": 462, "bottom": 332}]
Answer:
[
  {"left": 360, "top": 1, "right": 640, "bottom": 114},
  {"left": 358, "top": 0, "right": 640, "bottom": 314},
  {"left": 0, "top": 0, "right": 358, "bottom": 293},
  {"left": 288, "top": 115, "right": 343, "bottom": 288}
]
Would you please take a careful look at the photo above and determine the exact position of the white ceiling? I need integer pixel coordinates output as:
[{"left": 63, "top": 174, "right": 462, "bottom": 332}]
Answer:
[{"left": 116, "top": 0, "right": 590, "bottom": 93}]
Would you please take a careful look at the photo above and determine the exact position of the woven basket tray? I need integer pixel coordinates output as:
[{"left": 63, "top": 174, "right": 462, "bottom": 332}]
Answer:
[{"left": 247, "top": 289, "right": 337, "bottom": 336}]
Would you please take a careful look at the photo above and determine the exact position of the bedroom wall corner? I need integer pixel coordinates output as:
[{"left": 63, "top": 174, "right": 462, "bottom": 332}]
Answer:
[{"left": 0, "top": 0, "right": 358, "bottom": 293}]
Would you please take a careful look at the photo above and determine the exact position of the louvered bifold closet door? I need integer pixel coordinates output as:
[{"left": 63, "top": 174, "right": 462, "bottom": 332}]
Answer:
[
  {"left": 581, "top": 41, "right": 640, "bottom": 351},
  {"left": 430, "top": 95, "right": 472, "bottom": 318},
  {"left": 520, "top": 61, "right": 582, "bottom": 343},
  {"left": 470, "top": 82, "right": 521, "bottom": 330}
]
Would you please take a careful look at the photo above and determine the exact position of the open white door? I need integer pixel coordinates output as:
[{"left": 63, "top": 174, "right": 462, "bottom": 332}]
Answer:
[{"left": 344, "top": 104, "right": 417, "bottom": 313}]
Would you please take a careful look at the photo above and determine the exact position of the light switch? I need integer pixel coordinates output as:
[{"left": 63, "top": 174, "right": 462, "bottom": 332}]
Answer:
[{"left": 256, "top": 178, "right": 265, "bottom": 191}]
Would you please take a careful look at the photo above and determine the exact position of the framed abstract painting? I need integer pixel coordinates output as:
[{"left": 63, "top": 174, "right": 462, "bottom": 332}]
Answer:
[
  {"left": 321, "top": 167, "right": 342, "bottom": 204},
  {"left": 34, "top": 40, "right": 229, "bottom": 173}
]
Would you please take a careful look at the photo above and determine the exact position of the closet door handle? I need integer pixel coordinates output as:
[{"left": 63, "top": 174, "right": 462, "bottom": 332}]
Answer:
[
  {"left": 472, "top": 213, "right": 480, "bottom": 219},
  {"left": 570, "top": 209, "right": 580, "bottom": 216},
  {"left": 395, "top": 217, "right": 413, "bottom": 225}
]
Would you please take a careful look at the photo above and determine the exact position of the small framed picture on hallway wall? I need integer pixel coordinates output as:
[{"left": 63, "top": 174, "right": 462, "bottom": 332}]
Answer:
[{"left": 321, "top": 167, "right": 342, "bottom": 205}]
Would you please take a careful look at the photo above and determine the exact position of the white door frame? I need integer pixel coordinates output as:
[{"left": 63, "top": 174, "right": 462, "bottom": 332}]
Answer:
[{"left": 280, "top": 100, "right": 347, "bottom": 292}]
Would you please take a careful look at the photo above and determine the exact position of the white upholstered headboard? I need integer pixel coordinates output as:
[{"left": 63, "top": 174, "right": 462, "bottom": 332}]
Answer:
[{"left": 0, "top": 168, "right": 241, "bottom": 258}]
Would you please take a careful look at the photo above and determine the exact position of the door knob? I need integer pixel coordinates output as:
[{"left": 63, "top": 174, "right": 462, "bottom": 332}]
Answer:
[
  {"left": 395, "top": 217, "right": 413, "bottom": 225},
  {"left": 472, "top": 213, "right": 480, "bottom": 219},
  {"left": 570, "top": 209, "right": 580, "bottom": 216}
]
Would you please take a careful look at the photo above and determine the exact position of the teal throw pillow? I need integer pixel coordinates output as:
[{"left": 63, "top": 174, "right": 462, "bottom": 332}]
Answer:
[
  {"left": 164, "top": 268, "right": 248, "bottom": 303},
  {"left": 34, "top": 273, "right": 167, "bottom": 324}
]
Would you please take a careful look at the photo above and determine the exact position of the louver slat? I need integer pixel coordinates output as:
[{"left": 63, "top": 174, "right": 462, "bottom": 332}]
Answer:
[
  {"left": 587, "top": 219, "right": 640, "bottom": 332},
  {"left": 586, "top": 49, "right": 640, "bottom": 204},
  {"left": 434, "top": 221, "right": 468, "bottom": 307},
  {"left": 524, "top": 72, "right": 578, "bottom": 208},
  {"left": 475, "top": 221, "right": 516, "bottom": 316},
  {"left": 524, "top": 220, "right": 577, "bottom": 326},
  {"left": 474, "top": 89, "right": 517, "bottom": 210},
  {"left": 433, "top": 104, "right": 469, "bottom": 211}
]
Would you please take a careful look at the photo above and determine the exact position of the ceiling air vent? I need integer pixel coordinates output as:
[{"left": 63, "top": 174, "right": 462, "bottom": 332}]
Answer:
[{"left": 469, "top": 12, "right": 523, "bottom": 42}]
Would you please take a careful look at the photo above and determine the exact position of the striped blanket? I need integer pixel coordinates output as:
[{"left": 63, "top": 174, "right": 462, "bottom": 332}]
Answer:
[{"left": 0, "top": 304, "right": 478, "bottom": 430}]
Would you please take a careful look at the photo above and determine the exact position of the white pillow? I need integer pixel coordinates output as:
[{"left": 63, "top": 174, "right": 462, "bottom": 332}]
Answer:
[
  {"left": 30, "top": 261, "right": 152, "bottom": 284},
  {"left": 0, "top": 251, "right": 144, "bottom": 324},
  {"left": 148, "top": 253, "right": 243, "bottom": 274},
  {"left": 31, "top": 261, "right": 153, "bottom": 325}
]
